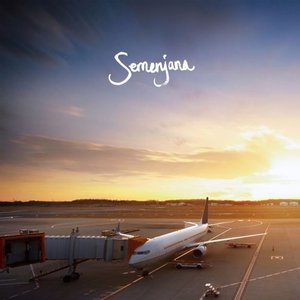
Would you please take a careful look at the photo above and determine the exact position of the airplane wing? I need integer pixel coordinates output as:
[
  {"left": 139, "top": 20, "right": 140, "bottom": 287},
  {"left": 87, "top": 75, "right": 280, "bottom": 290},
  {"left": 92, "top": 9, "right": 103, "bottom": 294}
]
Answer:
[
  {"left": 184, "top": 221, "right": 197, "bottom": 227},
  {"left": 184, "top": 221, "right": 234, "bottom": 228},
  {"left": 208, "top": 221, "right": 235, "bottom": 227},
  {"left": 116, "top": 232, "right": 136, "bottom": 238},
  {"left": 187, "top": 232, "right": 266, "bottom": 248}
]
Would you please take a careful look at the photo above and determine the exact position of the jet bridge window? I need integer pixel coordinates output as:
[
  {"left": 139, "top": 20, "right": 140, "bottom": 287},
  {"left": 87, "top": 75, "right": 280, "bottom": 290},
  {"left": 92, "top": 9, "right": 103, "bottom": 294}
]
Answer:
[{"left": 133, "top": 250, "right": 150, "bottom": 255}]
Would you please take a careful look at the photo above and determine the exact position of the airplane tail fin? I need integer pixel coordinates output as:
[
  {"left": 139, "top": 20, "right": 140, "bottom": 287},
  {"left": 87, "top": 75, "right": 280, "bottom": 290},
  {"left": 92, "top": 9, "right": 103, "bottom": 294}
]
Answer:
[
  {"left": 201, "top": 197, "right": 209, "bottom": 224},
  {"left": 116, "top": 221, "right": 121, "bottom": 233},
  {"left": 113, "top": 220, "right": 136, "bottom": 238},
  {"left": 112, "top": 220, "right": 121, "bottom": 234}
]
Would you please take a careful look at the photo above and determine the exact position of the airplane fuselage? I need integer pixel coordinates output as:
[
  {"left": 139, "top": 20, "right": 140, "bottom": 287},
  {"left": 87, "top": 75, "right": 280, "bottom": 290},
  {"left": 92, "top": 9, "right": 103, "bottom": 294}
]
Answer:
[{"left": 129, "top": 223, "right": 208, "bottom": 269}]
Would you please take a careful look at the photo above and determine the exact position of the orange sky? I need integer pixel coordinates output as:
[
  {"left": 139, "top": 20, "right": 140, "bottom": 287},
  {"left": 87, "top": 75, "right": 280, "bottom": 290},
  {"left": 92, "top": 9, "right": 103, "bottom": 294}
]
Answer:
[
  {"left": 2, "top": 2, "right": 300, "bottom": 201},
  {"left": 1, "top": 127, "right": 300, "bottom": 201}
]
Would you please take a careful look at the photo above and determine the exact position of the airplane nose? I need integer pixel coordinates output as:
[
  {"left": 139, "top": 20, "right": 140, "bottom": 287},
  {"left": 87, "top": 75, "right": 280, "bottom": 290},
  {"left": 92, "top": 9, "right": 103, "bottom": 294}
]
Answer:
[
  {"left": 129, "top": 255, "right": 143, "bottom": 269},
  {"left": 128, "top": 255, "right": 136, "bottom": 267}
]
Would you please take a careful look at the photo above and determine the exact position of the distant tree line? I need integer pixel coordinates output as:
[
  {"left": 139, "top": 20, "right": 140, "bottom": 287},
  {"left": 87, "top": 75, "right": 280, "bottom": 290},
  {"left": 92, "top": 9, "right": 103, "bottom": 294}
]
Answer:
[{"left": 0, "top": 198, "right": 299, "bottom": 207}]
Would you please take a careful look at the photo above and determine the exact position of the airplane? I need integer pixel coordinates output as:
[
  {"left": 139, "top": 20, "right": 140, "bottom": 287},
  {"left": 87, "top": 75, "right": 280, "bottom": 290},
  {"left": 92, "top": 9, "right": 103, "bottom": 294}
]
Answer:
[{"left": 127, "top": 197, "right": 266, "bottom": 274}]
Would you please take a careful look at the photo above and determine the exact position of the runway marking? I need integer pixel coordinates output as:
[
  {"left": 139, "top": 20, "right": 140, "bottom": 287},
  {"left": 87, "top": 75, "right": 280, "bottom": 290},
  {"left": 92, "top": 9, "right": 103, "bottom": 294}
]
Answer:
[
  {"left": 220, "top": 266, "right": 300, "bottom": 290},
  {"left": 218, "top": 220, "right": 263, "bottom": 229},
  {"left": 0, "top": 282, "right": 29, "bottom": 286},
  {"left": 210, "top": 228, "right": 232, "bottom": 240},
  {"left": 271, "top": 255, "right": 284, "bottom": 260},
  {"left": 50, "top": 221, "right": 118, "bottom": 229},
  {"left": 0, "top": 278, "right": 30, "bottom": 287},
  {"left": 99, "top": 275, "right": 145, "bottom": 299},
  {"left": 5, "top": 284, "right": 42, "bottom": 299},
  {"left": 233, "top": 224, "right": 269, "bottom": 300},
  {"left": 84, "top": 289, "right": 96, "bottom": 296},
  {"left": 0, "top": 279, "right": 16, "bottom": 282},
  {"left": 122, "top": 270, "right": 136, "bottom": 275},
  {"left": 0, "top": 276, "right": 39, "bottom": 299},
  {"left": 149, "top": 262, "right": 169, "bottom": 275},
  {"left": 51, "top": 220, "right": 98, "bottom": 228},
  {"left": 0, "top": 217, "right": 15, "bottom": 221},
  {"left": 30, "top": 264, "right": 39, "bottom": 289},
  {"left": 22, "top": 290, "right": 31, "bottom": 295}
]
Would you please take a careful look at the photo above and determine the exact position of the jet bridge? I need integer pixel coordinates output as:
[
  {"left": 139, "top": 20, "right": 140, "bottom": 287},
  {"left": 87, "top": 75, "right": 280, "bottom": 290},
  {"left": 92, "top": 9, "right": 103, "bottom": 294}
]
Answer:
[
  {"left": 45, "top": 229, "right": 128, "bottom": 261},
  {"left": 45, "top": 228, "right": 130, "bottom": 281},
  {"left": 0, "top": 228, "right": 147, "bottom": 281}
]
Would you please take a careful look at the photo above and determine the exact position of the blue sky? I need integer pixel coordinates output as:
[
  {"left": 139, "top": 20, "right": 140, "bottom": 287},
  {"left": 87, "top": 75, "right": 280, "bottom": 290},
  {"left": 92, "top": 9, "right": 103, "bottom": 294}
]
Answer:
[{"left": 2, "top": 1, "right": 300, "bottom": 200}]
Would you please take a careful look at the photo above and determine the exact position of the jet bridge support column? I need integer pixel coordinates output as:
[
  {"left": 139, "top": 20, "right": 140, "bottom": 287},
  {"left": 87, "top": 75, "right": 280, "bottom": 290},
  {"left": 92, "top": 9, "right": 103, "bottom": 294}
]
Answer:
[{"left": 63, "top": 228, "right": 80, "bottom": 282}]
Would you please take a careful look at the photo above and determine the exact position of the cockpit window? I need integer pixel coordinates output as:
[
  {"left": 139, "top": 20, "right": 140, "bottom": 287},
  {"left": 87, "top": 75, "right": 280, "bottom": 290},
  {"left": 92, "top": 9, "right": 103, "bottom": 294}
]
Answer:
[{"left": 133, "top": 250, "right": 150, "bottom": 255}]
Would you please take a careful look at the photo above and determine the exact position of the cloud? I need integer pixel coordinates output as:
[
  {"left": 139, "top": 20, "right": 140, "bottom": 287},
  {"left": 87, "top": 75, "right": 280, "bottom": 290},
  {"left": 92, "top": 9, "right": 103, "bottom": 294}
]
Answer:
[
  {"left": 0, "top": 1, "right": 98, "bottom": 64},
  {"left": 7, "top": 130, "right": 290, "bottom": 179},
  {"left": 0, "top": 105, "right": 14, "bottom": 127},
  {"left": 61, "top": 105, "right": 84, "bottom": 118},
  {"left": 0, "top": 106, "right": 20, "bottom": 163}
]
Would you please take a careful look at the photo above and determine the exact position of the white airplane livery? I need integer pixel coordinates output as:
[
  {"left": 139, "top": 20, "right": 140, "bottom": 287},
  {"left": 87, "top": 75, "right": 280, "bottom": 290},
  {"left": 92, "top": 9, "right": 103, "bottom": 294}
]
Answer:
[{"left": 128, "top": 198, "right": 266, "bottom": 272}]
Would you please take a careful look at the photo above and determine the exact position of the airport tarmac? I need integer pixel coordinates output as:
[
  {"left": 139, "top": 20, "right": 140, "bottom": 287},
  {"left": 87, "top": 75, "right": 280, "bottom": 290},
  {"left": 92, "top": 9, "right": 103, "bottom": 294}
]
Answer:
[{"left": 1, "top": 217, "right": 300, "bottom": 300}]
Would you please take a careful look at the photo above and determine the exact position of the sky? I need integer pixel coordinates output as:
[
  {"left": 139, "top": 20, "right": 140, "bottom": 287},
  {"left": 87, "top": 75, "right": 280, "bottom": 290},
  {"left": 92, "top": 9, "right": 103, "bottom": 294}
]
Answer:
[{"left": 2, "top": 0, "right": 300, "bottom": 201}]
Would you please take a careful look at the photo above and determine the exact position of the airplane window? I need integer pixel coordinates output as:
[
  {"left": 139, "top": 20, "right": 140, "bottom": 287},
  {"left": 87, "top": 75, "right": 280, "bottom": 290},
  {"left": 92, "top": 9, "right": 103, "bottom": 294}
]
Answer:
[{"left": 133, "top": 250, "right": 150, "bottom": 255}]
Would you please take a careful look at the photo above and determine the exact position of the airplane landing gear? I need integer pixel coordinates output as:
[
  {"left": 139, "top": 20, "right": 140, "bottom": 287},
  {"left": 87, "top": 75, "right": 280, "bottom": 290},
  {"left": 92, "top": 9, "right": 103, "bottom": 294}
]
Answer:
[
  {"left": 63, "top": 272, "right": 80, "bottom": 282},
  {"left": 63, "top": 258, "right": 80, "bottom": 282}
]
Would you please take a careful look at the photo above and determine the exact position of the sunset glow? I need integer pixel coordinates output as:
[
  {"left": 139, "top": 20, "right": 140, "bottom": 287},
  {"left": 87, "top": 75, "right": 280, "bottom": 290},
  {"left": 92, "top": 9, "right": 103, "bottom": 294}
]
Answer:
[
  {"left": 1, "top": 1, "right": 300, "bottom": 201},
  {"left": 269, "top": 157, "right": 300, "bottom": 182}
]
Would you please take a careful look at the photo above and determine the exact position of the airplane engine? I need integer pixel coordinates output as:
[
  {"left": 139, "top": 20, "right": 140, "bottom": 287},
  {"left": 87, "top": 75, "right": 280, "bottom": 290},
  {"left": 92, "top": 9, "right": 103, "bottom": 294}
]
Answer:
[{"left": 193, "top": 245, "right": 207, "bottom": 258}]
